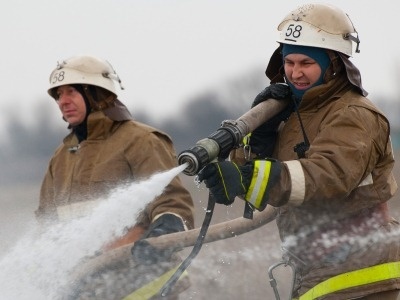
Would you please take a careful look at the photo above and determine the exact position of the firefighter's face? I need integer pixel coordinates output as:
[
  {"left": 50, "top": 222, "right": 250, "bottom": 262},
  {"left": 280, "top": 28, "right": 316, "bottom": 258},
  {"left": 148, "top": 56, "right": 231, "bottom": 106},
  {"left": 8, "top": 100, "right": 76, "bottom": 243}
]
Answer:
[
  {"left": 56, "top": 85, "right": 87, "bottom": 126},
  {"left": 283, "top": 53, "right": 322, "bottom": 92}
]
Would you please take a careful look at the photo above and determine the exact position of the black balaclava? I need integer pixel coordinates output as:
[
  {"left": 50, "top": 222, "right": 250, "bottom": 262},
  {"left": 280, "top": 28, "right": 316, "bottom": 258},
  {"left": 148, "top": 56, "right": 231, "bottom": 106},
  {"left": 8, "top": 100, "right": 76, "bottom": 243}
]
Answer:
[{"left": 71, "top": 84, "right": 91, "bottom": 142}]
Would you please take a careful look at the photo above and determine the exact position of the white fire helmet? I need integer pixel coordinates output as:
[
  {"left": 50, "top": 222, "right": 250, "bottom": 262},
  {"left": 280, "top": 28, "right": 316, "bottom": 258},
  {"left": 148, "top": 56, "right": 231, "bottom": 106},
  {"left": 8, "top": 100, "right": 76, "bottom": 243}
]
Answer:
[
  {"left": 277, "top": 3, "right": 360, "bottom": 57},
  {"left": 48, "top": 55, "right": 124, "bottom": 98}
]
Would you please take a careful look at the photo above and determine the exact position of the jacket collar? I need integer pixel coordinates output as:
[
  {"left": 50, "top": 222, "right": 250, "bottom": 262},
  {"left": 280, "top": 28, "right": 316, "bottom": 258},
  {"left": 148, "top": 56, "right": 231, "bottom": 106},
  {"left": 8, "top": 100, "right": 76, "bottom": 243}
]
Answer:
[
  {"left": 298, "top": 75, "right": 352, "bottom": 111},
  {"left": 63, "top": 111, "right": 119, "bottom": 147}
]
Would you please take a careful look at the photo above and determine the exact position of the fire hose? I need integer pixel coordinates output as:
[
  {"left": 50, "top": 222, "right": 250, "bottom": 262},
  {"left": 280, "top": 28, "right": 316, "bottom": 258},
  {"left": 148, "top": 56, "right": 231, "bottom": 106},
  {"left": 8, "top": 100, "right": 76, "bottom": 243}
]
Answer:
[{"left": 159, "top": 98, "right": 290, "bottom": 296}]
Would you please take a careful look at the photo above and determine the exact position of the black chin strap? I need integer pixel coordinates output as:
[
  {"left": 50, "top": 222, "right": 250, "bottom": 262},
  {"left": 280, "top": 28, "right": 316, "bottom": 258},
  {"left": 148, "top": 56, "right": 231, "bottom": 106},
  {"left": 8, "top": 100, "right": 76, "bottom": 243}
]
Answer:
[{"left": 159, "top": 192, "right": 216, "bottom": 297}]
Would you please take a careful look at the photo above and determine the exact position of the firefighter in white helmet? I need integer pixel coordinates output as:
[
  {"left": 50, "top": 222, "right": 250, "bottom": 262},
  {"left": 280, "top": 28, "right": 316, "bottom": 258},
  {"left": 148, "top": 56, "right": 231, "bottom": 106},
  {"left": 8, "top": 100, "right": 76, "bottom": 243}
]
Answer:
[
  {"left": 198, "top": 3, "right": 400, "bottom": 299},
  {"left": 36, "top": 55, "right": 194, "bottom": 299}
]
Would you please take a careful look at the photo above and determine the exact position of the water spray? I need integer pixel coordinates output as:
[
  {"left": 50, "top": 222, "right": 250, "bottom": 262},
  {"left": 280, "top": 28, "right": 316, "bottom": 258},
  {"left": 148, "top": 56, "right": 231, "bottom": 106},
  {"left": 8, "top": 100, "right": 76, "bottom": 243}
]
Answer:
[{"left": 0, "top": 166, "right": 186, "bottom": 300}]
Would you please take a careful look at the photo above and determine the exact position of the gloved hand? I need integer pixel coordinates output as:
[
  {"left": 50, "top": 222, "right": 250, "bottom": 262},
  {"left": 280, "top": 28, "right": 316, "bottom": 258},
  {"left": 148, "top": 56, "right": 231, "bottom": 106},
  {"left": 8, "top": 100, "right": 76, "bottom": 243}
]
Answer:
[
  {"left": 252, "top": 83, "right": 292, "bottom": 108},
  {"left": 197, "top": 161, "right": 253, "bottom": 205},
  {"left": 131, "top": 214, "right": 185, "bottom": 265},
  {"left": 250, "top": 83, "right": 293, "bottom": 157},
  {"left": 198, "top": 159, "right": 281, "bottom": 210}
]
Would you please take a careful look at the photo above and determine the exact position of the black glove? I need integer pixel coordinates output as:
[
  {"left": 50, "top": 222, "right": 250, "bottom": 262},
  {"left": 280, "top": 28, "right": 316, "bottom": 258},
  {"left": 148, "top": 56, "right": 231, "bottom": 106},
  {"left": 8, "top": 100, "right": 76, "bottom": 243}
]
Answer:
[
  {"left": 250, "top": 83, "right": 293, "bottom": 157},
  {"left": 198, "top": 159, "right": 281, "bottom": 210},
  {"left": 251, "top": 83, "right": 292, "bottom": 108},
  {"left": 131, "top": 214, "right": 185, "bottom": 265},
  {"left": 197, "top": 161, "right": 253, "bottom": 205}
]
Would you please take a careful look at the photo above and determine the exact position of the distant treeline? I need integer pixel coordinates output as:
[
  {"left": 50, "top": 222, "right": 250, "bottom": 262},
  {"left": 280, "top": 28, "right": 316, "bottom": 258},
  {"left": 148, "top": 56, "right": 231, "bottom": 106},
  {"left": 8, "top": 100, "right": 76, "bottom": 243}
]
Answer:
[{"left": 1, "top": 68, "right": 399, "bottom": 186}]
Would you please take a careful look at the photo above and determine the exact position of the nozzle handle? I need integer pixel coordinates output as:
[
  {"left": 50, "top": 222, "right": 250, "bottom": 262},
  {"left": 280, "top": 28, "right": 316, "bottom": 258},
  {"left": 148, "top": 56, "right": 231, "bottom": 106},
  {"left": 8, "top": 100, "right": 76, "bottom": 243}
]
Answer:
[{"left": 179, "top": 98, "right": 289, "bottom": 175}]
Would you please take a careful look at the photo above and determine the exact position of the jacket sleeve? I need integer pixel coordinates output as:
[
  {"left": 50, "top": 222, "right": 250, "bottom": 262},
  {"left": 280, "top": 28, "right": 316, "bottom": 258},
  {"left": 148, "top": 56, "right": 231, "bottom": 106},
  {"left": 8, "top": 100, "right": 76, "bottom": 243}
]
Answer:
[
  {"left": 268, "top": 102, "right": 395, "bottom": 214},
  {"left": 125, "top": 128, "right": 195, "bottom": 231}
]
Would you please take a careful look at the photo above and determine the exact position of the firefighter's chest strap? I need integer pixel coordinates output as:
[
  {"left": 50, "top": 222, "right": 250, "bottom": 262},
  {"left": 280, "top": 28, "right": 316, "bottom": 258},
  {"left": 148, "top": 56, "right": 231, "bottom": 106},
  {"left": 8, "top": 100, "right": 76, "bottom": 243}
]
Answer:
[{"left": 297, "top": 261, "right": 400, "bottom": 300}]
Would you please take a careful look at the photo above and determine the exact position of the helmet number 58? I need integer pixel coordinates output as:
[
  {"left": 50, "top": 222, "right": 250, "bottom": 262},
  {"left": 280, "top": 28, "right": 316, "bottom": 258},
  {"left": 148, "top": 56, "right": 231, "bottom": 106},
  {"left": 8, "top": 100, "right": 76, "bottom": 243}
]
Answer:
[
  {"left": 285, "top": 24, "right": 302, "bottom": 39},
  {"left": 51, "top": 71, "right": 65, "bottom": 84}
]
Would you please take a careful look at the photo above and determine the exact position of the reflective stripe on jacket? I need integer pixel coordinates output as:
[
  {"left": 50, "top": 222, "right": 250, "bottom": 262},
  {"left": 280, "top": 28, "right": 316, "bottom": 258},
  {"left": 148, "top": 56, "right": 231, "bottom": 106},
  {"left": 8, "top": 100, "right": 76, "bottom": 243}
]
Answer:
[{"left": 298, "top": 261, "right": 400, "bottom": 300}]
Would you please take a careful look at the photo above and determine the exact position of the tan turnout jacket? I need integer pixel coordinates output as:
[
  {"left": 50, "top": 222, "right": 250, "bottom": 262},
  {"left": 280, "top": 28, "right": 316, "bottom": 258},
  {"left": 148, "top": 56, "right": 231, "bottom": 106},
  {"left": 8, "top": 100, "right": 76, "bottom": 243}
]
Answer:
[
  {"left": 233, "top": 74, "right": 400, "bottom": 299},
  {"left": 36, "top": 110, "right": 194, "bottom": 248}
]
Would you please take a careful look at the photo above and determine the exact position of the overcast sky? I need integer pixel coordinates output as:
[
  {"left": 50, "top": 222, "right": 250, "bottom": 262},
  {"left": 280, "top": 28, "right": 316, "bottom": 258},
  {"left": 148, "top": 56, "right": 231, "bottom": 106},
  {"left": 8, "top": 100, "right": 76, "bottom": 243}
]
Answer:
[{"left": 1, "top": 0, "right": 399, "bottom": 139}]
